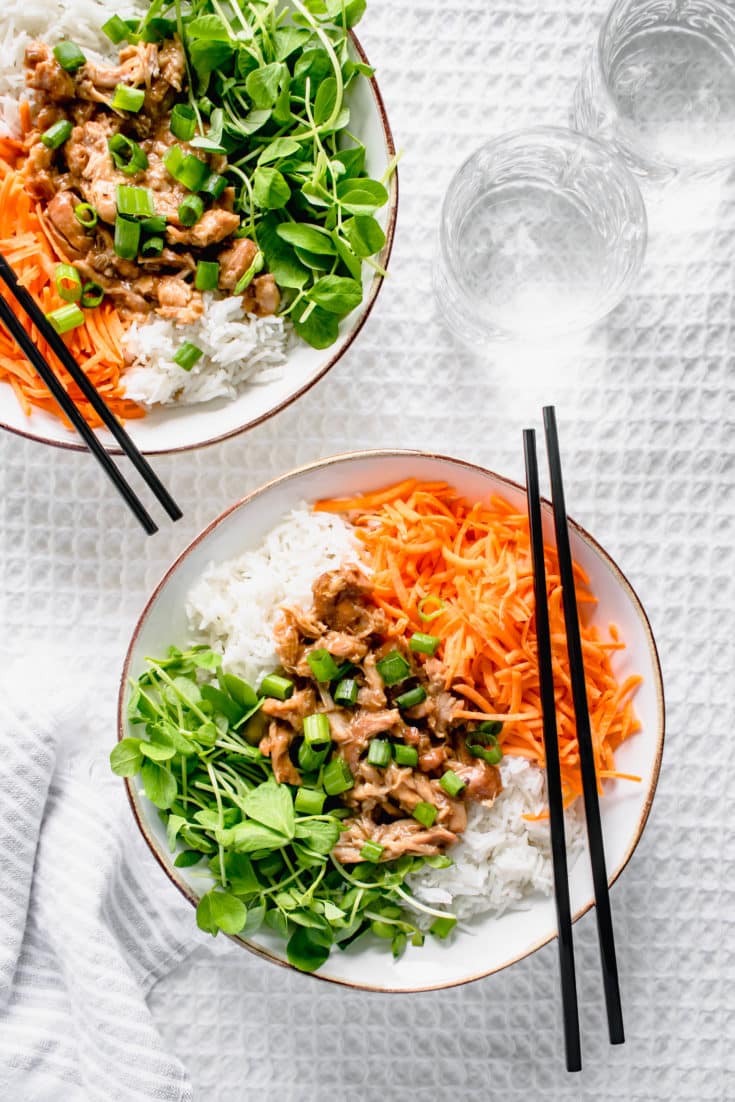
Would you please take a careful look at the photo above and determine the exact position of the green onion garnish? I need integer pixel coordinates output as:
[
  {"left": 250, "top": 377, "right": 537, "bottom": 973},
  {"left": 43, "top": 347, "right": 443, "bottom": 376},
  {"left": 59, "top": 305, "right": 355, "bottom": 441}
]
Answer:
[
  {"left": 194, "top": 260, "right": 219, "bottom": 292},
  {"left": 108, "top": 133, "right": 148, "bottom": 175},
  {"left": 306, "top": 649, "right": 340, "bottom": 682},
  {"left": 429, "top": 915, "right": 456, "bottom": 939},
  {"left": 259, "top": 673, "right": 294, "bottom": 701},
  {"left": 52, "top": 41, "right": 86, "bottom": 73},
  {"left": 439, "top": 770, "right": 466, "bottom": 798},
  {"left": 360, "top": 840, "right": 384, "bottom": 863},
  {"left": 141, "top": 214, "right": 167, "bottom": 234},
  {"left": 298, "top": 739, "right": 330, "bottom": 772},
  {"left": 409, "top": 632, "right": 440, "bottom": 656},
  {"left": 45, "top": 303, "right": 84, "bottom": 334},
  {"left": 201, "top": 172, "right": 227, "bottom": 201},
  {"left": 417, "top": 596, "right": 446, "bottom": 622},
  {"left": 54, "top": 263, "right": 81, "bottom": 303},
  {"left": 165, "top": 150, "right": 209, "bottom": 192},
  {"left": 478, "top": 719, "right": 503, "bottom": 737},
  {"left": 140, "top": 235, "right": 164, "bottom": 258},
  {"left": 178, "top": 195, "right": 204, "bottom": 227},
  {"left": 394, "top": 685, "right": 427, "bottom": 710},
  {"left": 294, "top": 787, "right": 326, "bottom": 815},
  {"left": 172, "top": 341, "right": 203, "bottom": 371},
  {"left": 376, "top": 650, "right": 410, "bottom": 686},
  {"left": 80, "top": 281, "right": 104, "bottom": 309},
  {"left": 116, "top": 184, "right": 154, "bottom": 218},
  {"left": 392, "top": 743, "right": 418, "bottom": 767},
  {"left": 366, "top": 738, "right": 391, "bottom": 768},
  {"left": 40, "top": 120, "right": 72, "bottom": 150},
  {"left": 466, "top": 724, "right": 503, "bottom": 766},
  {"left": 233, "top": 250, "right": 263, "bottom": 295},
  {"left": 412, "top": 801, "right": 437, "bottom": 828},
  {"left": 323, "top": 756, "right": 354, "bottom": 796},
  {"left": 333, "top": 678, "right": 358, "bottom": 707},
  {"left": 113, "top": 215, "right": 140, "bottom": 260},
  {"left": 170, "top": 103, "right": 196, "bottom": 142},
  {"left": 101, "top": 15, "right": 128, "bottom": 44},
  {"left": 111, "top": 83, "right": 145, "bottom": 113},
  {"left": 303, "top": 713, "right": 330, "bottom": 746},
  {"left": 74, "top": 202, "right": 97, "bottom": 229}
]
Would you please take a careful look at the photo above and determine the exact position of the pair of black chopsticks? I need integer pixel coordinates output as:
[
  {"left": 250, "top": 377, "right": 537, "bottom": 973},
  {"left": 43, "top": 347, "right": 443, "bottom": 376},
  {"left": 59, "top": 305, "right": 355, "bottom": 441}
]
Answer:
[
  {"left": 524, "top": 407, "right": 623, "bottom": 1072},
  {"left": 0, "top": 254, "right": 181, "bottom": 534}
]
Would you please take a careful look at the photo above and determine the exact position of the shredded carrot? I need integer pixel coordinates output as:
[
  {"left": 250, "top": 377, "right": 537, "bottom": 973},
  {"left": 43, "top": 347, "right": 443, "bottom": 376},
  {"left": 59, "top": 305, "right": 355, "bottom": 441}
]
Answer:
[
  {"left": 0, "top": 148, "right": 143, "bottom": 428},
  {"left": 316, "top": 480, "right": 642, "bottom": 805}
]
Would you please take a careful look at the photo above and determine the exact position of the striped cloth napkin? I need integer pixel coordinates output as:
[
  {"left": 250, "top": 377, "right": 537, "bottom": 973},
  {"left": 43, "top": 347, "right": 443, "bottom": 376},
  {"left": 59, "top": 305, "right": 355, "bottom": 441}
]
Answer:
[{"left": 0, "top": 655, "right": 203, "bottom": 1101}]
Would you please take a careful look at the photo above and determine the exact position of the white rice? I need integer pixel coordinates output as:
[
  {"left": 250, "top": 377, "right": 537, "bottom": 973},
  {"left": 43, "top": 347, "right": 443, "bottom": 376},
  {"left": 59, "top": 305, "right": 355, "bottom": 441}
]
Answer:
[
  {"left": 408, "top": 756, "right": 585, "bottom": 921},
  {"left": 186, "top": 506, "right": 360, "bottom": 687},
  {"left": 0, "top": 0, "right": 290, "bottom": 410},
  {"left": 185, "top": 507, "right": 585, "bottom": 922}
]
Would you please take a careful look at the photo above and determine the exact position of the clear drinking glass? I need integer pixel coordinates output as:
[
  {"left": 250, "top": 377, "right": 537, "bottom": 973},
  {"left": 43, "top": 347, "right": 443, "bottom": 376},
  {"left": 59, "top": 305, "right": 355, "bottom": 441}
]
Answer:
[
  {"left": 434, "top": 127, "right": 647, "bottom": 345},
  {"left": 573, "top": 0, "right": 735, "bottom": 181}
]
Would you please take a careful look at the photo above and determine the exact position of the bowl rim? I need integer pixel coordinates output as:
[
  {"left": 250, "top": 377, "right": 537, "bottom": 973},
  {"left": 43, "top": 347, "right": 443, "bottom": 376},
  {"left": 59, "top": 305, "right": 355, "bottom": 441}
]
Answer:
[
  {"left": 0, "top": 30, "right": 398, "bottom": 458},
  {"left": 118, "top": 448, "right": 666, "bottom": 993}
]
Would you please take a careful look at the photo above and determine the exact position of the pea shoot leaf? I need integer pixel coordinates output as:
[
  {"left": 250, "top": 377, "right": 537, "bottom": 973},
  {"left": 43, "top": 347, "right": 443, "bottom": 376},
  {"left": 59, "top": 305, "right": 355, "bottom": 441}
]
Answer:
[
  {"left": 342, "top": 214, "right": 385, "bottom": 258},
  {"left": 166, "top": 814, "right": 187, "bottom": 852},
  {"left": 174, "top": 849, "right": 204, "bottom": 868},
  {"left": 140, "top": 760, "right": 177, "bottom": 809},
  {"left": 215, "top": 820, "right": 287, "bottom": 853},
  {"left": 243, "top": 780, "right": 295, "bottom": 837},
  {"left": 220, "top": 671, "right": 258, "bottom": 709},
  {"left": 257, "top": 137, "right": 302, "bottom": 165},
  {"left": 276, "top": 222, "right": 337, "bottom": 255},
  {"left": 293, "top": 817, "right": 341, "bottom": 855},
  {"left": 246, "top": 62, "right": 286, "bottom": 108},
  {"left": 336, "top": 178, "right": 389, "bottom": 215},
  {"left": 139, "top": 740, "right": 176, "bottom": 763},
  {"left": 252, "top": 166, "right": 291, "bottom": 209},
  {"left": 196, "top": 889, "right": 247, "bottom": 936},
  {"left": 313, "top": 77, "right": 337, "bottom": 125},
  {"left": 286, "top": 926, "right": 332, "bottom": 972},
  {"left": 292, "top": 303, "right": 339, "bottom": 348},
  {"left": 109, "top": 738, "right": 143, "bottom": 777},
  {"left": 307, "top": 275, "right": 362, "bottom": 316}
]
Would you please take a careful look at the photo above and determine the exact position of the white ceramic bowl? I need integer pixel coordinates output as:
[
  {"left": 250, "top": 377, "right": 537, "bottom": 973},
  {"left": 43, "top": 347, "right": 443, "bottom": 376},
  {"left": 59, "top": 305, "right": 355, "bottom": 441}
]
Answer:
[
  {"left": 119, "top": 451, "right": 665, "bottom": 991},
  {"left": 0, "top": 36, "right": 397, "bottom": 456}
]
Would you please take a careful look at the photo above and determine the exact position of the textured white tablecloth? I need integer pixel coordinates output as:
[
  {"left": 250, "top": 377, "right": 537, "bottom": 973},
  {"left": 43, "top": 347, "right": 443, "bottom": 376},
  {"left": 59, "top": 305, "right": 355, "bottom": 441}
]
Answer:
[{"left": 1, "top": 0, "right": 733, "bottom": 1098}]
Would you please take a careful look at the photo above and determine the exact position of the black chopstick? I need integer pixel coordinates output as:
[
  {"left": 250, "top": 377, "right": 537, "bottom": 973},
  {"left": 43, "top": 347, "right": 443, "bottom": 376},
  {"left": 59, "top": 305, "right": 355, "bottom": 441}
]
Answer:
[
  {"left": 0, "top": 254, "right": 182, "bottom": 526},
  {"left": 524, "top": 429, "right": 582, "bottom": 1073},
  {"left": 0, "top": 293, "right": 159, "bottom": 534},
  {"left": 543, "top": 405, "right": 625, "bottom": 1046}
]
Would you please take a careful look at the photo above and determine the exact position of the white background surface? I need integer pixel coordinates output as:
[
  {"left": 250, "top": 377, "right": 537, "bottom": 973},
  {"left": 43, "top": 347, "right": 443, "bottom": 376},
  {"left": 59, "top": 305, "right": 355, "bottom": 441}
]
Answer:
[{"left": 1, "top": 0, "right": 733, "bottom": 1098}]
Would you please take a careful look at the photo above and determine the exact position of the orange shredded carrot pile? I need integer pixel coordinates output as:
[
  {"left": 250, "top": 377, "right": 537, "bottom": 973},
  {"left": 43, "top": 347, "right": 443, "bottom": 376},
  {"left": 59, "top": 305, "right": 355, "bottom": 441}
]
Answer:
[
  {"left": 0, "top": 143, "right": 143, "bottom": 428},
  {"left": 315, "top": 479, "right": 642, "bottom": 806}
]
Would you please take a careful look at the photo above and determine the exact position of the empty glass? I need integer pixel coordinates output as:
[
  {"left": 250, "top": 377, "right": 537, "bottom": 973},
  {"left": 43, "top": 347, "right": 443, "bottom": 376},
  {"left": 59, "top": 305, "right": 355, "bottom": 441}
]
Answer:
[
  {"left": 573, "top": 0, "right": 735, "bottom": 180},
  {"left": 434, "top": 127, "right": 647, "bottom": 345}
]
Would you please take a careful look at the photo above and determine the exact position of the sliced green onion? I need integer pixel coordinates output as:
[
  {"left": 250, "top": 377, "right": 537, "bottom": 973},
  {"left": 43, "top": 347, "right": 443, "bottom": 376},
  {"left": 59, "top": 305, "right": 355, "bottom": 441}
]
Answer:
[
  {"left": 395, "top": 685, "right": 427, "bottom": 710},
  {"left": 141, "top": 214, "right": 167, "bottom": 234},
  {"left": 307, "top": 649, "right": 340, "bottom": 682},
  {"left": 202, "top": 172, "right": 227, "bottom": 200},
  {"left": 393, "top": 743, "right": 418, "bottom": 767},
  {"left": 113, "top": 215, "right": 140, "bottom": 260},
  {"left": 41, "top": 120, "right": 72, "bottom": 150},
  {"left": 108, "top": 133, "right": 148, "bottom": 175},
  {"left": 53, "top": 41, "right": 86, "bottom": 73},
  {"left": 333, "top": 661, "right": 358, "bottom": 681},
  {"left": 111, "top": 83, "right": 145, "bottom": 113},
  {"left": 116, "top": 184, "right": 154, "bottom": 218},
  {"left": 412, "top": 801, "right": 437, "bottom": 828},
  {"left": 234, "top": 250, "right": 263, "bottom": 295},
  {"left": 360, "top": 840, "right": 384, "bottom": 863},
  {"left": 166, "top": 152, "right": 209, "bottom": 192},
  {"left": 195, "top": 260, "right": 219, "bottom": 291},
  {"left": 303, "top": 713, "right": 330, "bottom": 746},
  {"left": 439, "top": 770, "right": 466, "bottom": 798},
  {"left": 294, "top": 787, "right": 326, "bottom": 815},
  {"left": 140, "top": 235, "right": 164, "bottom": 258},
  {"left": 333, "top": 678, "right": 358, "bottom": 707},
  {"left": 102, "top": 15, "right": 129, "bottom": 44},
  {"left": 478, "top": 719, "right": 503, "bottom": 737},
  {"left": 418, "top": 596, "right": 446, "bottom": 622},
  {"left": 409, "top": 632, "right": 440, "bottom": 656},
  {"left": 178, "top": 195, "right": 204, "bottom": 227},
  {"left": 429, "top": 915, "right": 456, "bottom": 939},
  {"left": 172, "top": 341, "right": 203, "bottom": 371},
  {"left": 54, "top": 263, "right": 81, "bottom": 303},
  {"left": 170, "top": 103, "right": 196, "bottom": 141},
  {"left": 323, "top": 756, "right": 354, "bottom": 796},
  {"left": 45, "top": 304, "right": 84, "bottom": 334},
  {"left": 298, "top": 739, "right": 330, "bottom": 772},
  {"left": 466, "top": 726, "right": 503, "bottom": 766},
  {"left": 376, "top": 650, "right": 410, "bottom": 686},
  {"left": 259, "top": 673, "right": 294, "bottom": 701},
  {"left": 367, "top": 738, "right": 391, "bottom": 768},
  {"left": 80, "top": 281, "right": 104, "bottom": 309},
  {"left": 74, "top": 202, "right": 97, "bottom": 229}
]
